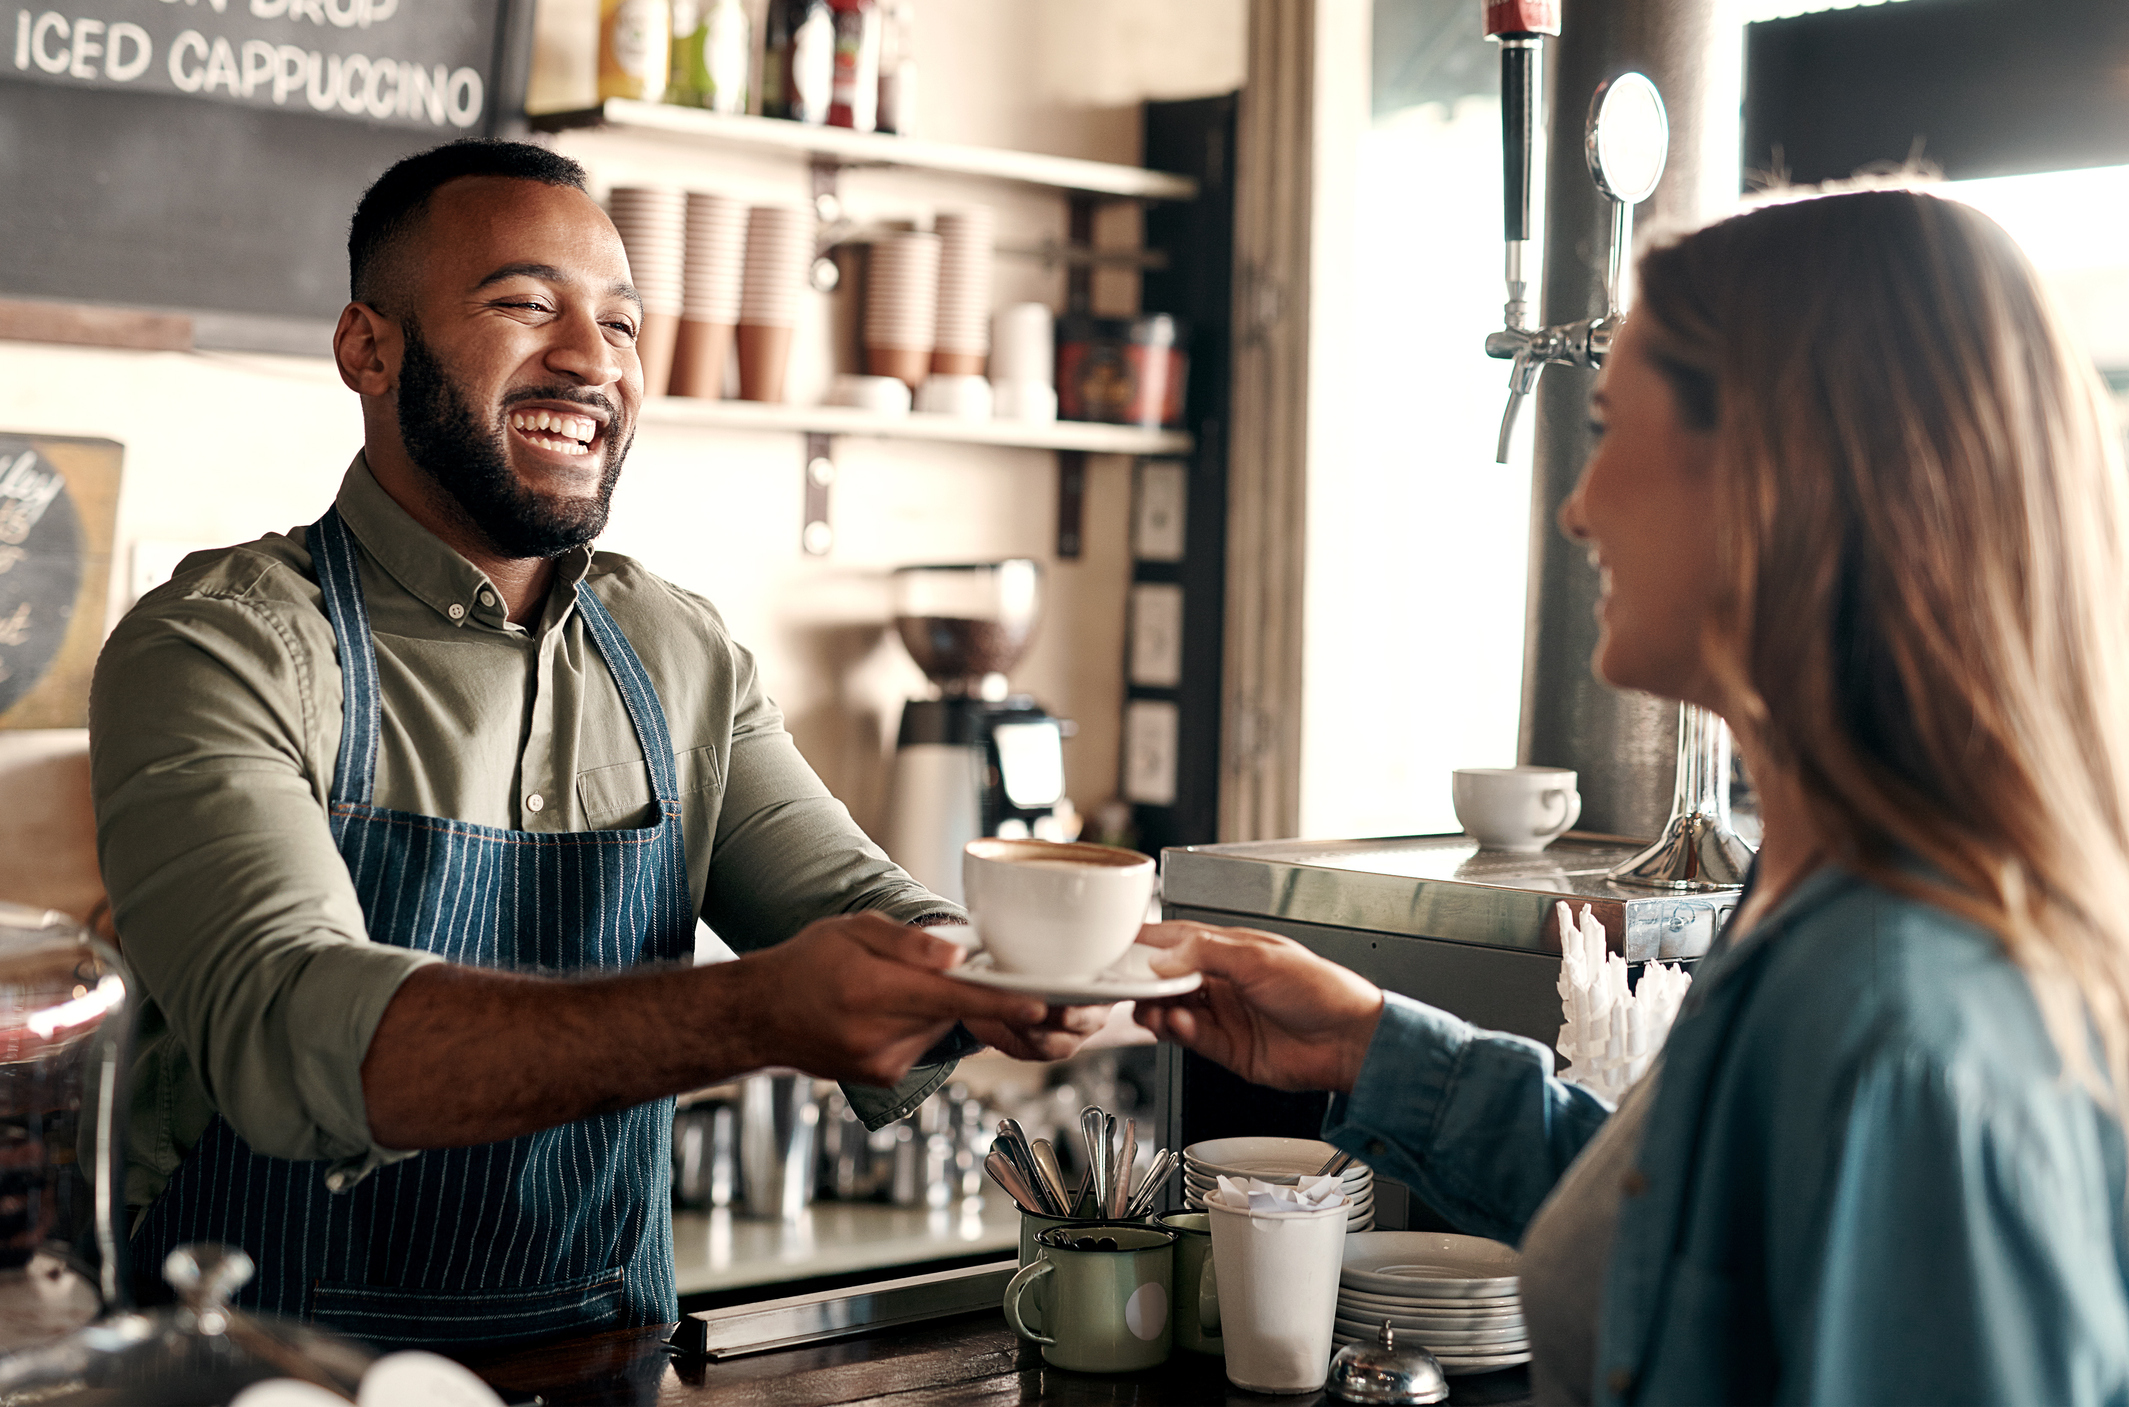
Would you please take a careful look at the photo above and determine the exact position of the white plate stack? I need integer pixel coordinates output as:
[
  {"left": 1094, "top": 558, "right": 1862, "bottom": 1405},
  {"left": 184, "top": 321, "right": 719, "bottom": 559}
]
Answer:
[
  {"left": 1181, "top": 1137, "right": 1375, "bottom": 1233},
  {"left": 930, "top": 206, "right": 994, "bottom": 376},
  {"left": 1333, "top": 1231, "right": 1529, "bottom": 1376},
  {"left": 606, "top": 185, "right": 685, "bottom": 394}
]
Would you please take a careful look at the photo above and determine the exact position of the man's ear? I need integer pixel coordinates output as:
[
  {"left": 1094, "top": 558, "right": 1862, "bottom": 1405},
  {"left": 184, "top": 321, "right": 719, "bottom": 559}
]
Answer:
[{"left": 334, "top": 302, "right": 401, "bottom": 398}]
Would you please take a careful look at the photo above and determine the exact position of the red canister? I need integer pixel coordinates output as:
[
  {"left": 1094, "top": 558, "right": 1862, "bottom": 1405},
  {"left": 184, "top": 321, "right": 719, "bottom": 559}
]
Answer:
[{"left": 1056, "top": 314, "right": 1189, "bottom": 429}]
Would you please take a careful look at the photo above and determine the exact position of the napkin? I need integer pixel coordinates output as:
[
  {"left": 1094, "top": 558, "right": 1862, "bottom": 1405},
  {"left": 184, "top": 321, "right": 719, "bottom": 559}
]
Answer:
[
  {"left": 1554, "top": 900, "right": 1691, "bottom": 1103},
  {"left": 1208, "top": 1173, "right": 1348, "bottom": 1214}
]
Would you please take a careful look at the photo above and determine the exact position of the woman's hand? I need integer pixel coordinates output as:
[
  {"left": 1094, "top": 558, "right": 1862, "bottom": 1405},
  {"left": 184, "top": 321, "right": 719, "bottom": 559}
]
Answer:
[{"left": 1132, "top": 922, "right": 1385, "bottom": 1094}]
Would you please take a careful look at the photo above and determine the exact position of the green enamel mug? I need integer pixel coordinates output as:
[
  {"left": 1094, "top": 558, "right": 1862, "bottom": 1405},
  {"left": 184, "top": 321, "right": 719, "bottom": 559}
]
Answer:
[
  {"left": 1003, "top": 1221, "right": 1178, "bottom": 1373},
  {"left": 1155, "top": 1209, "right": 1222, "bottom": 1355}
]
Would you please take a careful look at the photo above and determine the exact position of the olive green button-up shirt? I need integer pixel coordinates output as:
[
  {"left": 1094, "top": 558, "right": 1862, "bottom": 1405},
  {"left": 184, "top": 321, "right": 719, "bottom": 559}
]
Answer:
[{"left": 91, "top": 456, "right": 960, "bottom": 1216}]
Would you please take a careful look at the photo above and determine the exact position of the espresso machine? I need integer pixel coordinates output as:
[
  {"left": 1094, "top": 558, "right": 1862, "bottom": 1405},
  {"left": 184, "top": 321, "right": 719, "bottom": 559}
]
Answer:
[{"left": 881, "top": 561, "right": 1071, "bottom": 905}]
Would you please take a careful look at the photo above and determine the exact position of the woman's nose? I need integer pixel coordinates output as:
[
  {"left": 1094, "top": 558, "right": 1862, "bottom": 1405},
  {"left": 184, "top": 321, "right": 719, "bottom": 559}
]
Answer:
[{"left": 1558, "top": 477, "right": 1591, "bottom": 544}]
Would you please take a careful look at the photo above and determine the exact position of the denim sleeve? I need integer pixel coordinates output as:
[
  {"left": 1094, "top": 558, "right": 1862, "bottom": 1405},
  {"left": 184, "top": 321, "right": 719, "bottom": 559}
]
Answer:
[
  {"left": 1321, "top": 992, "right": 1614, "bottom": 1246},
  {"left": 1784, "top": 1053, "right": 2129, "bottom": 1407}
]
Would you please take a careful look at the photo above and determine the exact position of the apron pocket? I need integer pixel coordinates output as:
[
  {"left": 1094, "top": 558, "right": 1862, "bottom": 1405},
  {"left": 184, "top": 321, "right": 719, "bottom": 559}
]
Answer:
[{"left": 311, "top": 1265, "right": 626, "bottom": 1347}]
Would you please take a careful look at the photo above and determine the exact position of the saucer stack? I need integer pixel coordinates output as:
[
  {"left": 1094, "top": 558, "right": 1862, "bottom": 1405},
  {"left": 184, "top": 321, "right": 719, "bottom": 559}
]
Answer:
[
  {"left": 606, "top": 185, "right": 685, "bottom": 394},
  {"left": 1181, "top": 1137, "right": 1375, "bottom": 1233},
  {"left": 864, "top": 231, "right": 941, "bottom": 391},
  {"left": 670, "top": 190, "right": 747, "bottom": 398},
  {"left": 930, "top": 206, "right": 994, "bottom": 377},
  {"left": 1332, "top": 1231, "right": 1529, "bottom": 1376}
]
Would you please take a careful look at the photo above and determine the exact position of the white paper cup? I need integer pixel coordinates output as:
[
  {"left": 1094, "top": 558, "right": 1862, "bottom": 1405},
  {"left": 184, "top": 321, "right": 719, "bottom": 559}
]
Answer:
[
  {"left": 1451, "top": 766, "right": 1581, "bottom": 852},
  {"left": 914, "top": 372, "right": 992, "bottom": 419},
  {"left": 1204, "top": 1197, "right": 1347, "bottom": 1394},
  {"left": 682, "top": 191, "right": 748, "bottom": 323},
  {"left": 739, "top": 205, "right": 815, "bottom": 328},
  {"left": 992, "top": 303, "right": 1055, "bottom": 384},
  {"left": 828, "top": 373, "right": 913, "bottom": 415},
  {"left": 962, "top": 838, "right": 1154, "bottom": 980},
  {"left": 991, "top": 379, "right": 1057, "bottom": 423},
  {"left": 866, "top": 233, "right": 940, "bottom": 350}
]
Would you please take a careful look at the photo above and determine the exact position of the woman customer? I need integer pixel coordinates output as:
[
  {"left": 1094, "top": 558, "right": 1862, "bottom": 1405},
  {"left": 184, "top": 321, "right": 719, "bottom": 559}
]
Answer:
[{"left": 1137, "top": 188, "right": 2129, "bottom": 1406}]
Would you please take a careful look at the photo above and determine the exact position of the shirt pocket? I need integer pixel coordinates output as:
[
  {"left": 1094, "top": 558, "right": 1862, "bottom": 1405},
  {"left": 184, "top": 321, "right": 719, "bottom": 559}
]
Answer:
[{"left": 577, "top": 744, "right": 724, "bottom": 827}]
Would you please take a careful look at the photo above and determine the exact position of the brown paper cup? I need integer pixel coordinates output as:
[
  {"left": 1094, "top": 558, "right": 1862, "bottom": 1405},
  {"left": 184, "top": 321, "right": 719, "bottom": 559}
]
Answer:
[
  {"left": 930, "top": 350, "right": 987, "bottom": 377},
  {"left": 669, "top": 320, "right": 735, "bottom": 399},
  {"left": 737, "top": 323, "right": 796, "bottom": 403},
  {"left": 638, "top": 310, "right": 681, "bottom": 398},
  {"left": 866, "top": 345, "right": 933, "bottom": 391}
]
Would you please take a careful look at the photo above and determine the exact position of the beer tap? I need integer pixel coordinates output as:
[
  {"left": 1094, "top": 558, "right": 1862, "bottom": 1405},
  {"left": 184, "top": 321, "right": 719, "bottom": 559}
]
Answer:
[{"left": 1483, "top": 6, "right": 1668, "bottom": 463}]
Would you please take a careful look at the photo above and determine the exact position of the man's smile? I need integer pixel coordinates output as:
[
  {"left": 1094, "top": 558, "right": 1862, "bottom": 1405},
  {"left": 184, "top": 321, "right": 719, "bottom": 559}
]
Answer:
[{"left": 507, "top": 403, "right": 607, "bottom": 458}]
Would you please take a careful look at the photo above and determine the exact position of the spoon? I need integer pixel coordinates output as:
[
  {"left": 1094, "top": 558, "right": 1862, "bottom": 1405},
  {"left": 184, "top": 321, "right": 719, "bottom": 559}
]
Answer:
[
  {"left": 1079, "top": 1107, "right": 1107, "bottom": 1218},
  {"left": 996, "top": 1118, "right": 1061, "bottom": 1214},
  {"left": 1125, "top": 1149, "right": 1176, "bottom": 1219},
  {"left": 1113, "top": 1118, "right": 1137, "bottom": 1217},
  {"left": 983, "top": 1149, "right": 1044, "bottom": 1215},
  {"left": 1030, "top": 1139, "right": 1072, "bottom": 1216}
]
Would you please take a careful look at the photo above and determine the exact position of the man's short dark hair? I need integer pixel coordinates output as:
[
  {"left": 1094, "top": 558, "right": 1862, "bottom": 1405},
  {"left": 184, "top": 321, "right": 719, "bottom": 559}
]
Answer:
[{"left": 349, "top": 139, "right": 588, "bottom": 310}]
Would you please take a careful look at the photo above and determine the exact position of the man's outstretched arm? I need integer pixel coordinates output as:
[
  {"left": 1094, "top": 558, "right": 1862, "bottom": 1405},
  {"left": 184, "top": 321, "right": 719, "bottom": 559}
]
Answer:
[{"left": 359, "top": 912, "right": 1046, "bottom": 1150}]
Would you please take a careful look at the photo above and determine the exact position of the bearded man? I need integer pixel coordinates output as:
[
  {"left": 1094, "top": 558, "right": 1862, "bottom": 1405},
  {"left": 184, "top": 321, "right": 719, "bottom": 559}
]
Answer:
[{"left": 88, "top": 140, "right": 1104, "bottom": 1346}]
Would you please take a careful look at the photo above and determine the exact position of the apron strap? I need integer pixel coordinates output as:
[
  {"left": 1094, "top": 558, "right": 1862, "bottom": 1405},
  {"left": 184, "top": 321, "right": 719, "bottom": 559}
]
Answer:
[
  {"left": 310, "top": 507, "right": 381, "bottom": 806},
  {"left": 310, "top": 505, "right": 684, "bottom": 814},
  {"left": 573, "top": 582, "right": 682, "bottom": 810}
]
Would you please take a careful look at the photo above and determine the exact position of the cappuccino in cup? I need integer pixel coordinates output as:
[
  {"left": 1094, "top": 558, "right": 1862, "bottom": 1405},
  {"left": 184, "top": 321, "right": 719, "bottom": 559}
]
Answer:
[{"left": 962, "top": 839, "right": 1156, "bottom": 980}]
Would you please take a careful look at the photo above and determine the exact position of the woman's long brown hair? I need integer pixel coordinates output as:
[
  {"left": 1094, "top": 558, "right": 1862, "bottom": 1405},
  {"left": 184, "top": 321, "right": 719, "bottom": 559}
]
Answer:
[{"left": 1639, "top": 188, "right": 2129, "bottom": 1097}]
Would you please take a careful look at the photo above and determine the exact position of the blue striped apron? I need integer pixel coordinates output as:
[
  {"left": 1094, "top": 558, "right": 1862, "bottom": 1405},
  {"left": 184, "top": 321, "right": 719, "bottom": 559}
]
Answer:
[{"left": 132, "top": 507, "right": 693, "bottom": 1346}]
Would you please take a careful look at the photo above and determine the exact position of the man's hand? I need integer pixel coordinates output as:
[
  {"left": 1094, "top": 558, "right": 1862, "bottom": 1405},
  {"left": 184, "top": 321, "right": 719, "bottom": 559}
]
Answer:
[
  {"left": 1132, "top": 922, "right": 1385, "bottom": 1094},
  {"left": 965, "top": 1003, "right": 1122, "bottom": 1062},
  {"left": 731, "top": 913, "right": 1049, "bottom": 1087}
]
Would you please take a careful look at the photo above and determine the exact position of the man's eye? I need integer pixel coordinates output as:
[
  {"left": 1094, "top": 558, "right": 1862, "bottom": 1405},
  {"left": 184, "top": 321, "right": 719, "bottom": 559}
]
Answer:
[{"left": 607, "top": 321, "right": 640, "bottom": 340}]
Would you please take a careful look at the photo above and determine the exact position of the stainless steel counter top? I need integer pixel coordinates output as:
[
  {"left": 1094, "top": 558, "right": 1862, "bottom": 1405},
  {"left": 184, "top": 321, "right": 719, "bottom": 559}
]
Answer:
[{"left": 1160, "top": 832, "right": 1740, "bottom": 962}]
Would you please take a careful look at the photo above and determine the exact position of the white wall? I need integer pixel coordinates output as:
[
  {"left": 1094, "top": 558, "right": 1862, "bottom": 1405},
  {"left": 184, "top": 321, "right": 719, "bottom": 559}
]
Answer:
[{"left": 2, "top": 0, "right": 1244, "bottom": 841}]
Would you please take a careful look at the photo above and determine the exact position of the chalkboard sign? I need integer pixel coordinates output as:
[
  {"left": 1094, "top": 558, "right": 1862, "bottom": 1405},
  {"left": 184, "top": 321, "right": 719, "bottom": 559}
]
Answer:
[
  {"left": 0, "top": 432, "right": 120, "bottom": 730},
  {"left": 0, "top": 0, "right": 534, "bottom": 340}
]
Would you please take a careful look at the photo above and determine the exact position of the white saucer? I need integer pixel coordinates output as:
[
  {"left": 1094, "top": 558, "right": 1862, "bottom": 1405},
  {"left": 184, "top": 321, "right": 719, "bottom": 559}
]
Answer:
[{"left": 944, "top": 943, "right": 1203, "bottom": 1004}]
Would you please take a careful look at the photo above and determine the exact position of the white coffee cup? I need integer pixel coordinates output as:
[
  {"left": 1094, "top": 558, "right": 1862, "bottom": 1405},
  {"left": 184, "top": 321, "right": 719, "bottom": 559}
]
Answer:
[
  {"left": 962, "top": 838, "right": 1155, "bottom": 979},
  {"left": 1451, "top": 766, "right": 1581, "bottom": 852}
]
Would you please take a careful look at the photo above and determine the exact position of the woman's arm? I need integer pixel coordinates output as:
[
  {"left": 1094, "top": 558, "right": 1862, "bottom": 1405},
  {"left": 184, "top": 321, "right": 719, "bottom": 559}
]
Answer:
[{"left": 1137, "top": 922, "right": 1612, "bottom": 1245}]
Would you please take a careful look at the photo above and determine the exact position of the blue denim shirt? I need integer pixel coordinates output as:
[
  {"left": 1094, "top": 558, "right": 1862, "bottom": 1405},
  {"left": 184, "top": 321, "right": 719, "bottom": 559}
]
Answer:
[{"left": 1323, "top": 867, "right": 2129, "bottom": 1405}]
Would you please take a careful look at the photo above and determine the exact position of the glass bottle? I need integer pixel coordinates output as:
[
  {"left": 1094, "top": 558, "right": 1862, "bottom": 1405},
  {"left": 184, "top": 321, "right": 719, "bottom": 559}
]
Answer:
[
  {"left": 762, "top": 0, "right": 833, "bottom": 124},
  {"left": 876, "top": 0, "right": 914, "bottom": 135},
  {"left": 598, "top": 0, "right": 671, "bottom": 102},
  {"left": 827, "top": 0, "right": 879, "bottom": 133},
  {"left": 701, "top": 0, "right": 751, "bottom": 115}
]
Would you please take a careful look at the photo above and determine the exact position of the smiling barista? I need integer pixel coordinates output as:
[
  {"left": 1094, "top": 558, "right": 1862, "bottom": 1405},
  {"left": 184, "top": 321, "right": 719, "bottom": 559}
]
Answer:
[{"left": 87, "top": 140, "right": 1110, "bottom": 1346}]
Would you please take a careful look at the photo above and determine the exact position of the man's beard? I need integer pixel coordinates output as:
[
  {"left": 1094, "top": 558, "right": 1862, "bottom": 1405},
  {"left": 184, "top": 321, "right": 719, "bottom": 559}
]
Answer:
[{"left": 395, "top": 318, "right": 630, "bottom": 560}]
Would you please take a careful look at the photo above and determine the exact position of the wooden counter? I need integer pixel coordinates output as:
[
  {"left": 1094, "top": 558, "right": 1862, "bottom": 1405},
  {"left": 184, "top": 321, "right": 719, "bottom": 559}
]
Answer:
[{"left": 470, "top": 1314, "right": 1534, "bottom": 1406}]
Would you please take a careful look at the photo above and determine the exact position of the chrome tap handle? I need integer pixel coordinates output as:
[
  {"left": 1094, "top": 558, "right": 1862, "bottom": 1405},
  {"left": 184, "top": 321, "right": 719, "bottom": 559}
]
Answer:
[{"left": 1495, "top": 345, "right": 1546, "bottom": 463}]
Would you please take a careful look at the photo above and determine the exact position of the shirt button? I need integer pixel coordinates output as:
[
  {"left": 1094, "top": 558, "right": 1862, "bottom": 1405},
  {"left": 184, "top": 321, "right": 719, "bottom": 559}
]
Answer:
[
  {"left": 447, "top": 603, "right": 466, "bottom": 620},
  {"left": 526, "top": 793, "right": 545, "bottom": 813},
  {"left": 1366, "top": 1139, "right": 1387, "bottom": 1157},
  {"left": 480, "top": 590, "right": 497, "bottom": 608},
  {"left": 1608, "top": 1367, "right": 1635, "bottom": 1396},
  {"left": 1621, "top": 1169, "right": 1649, "bottom": 1197}
]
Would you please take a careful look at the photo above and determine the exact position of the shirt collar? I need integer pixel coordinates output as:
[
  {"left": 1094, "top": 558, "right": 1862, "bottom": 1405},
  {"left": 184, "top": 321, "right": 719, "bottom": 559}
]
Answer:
[{"left": 332, "top": 452, "right": 593, "bottom": 633}]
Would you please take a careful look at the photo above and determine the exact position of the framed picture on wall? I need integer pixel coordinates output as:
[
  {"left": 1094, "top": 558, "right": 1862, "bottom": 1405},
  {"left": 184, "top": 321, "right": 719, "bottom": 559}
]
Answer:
[{"left": 0, "top": 432, "right": 122, "bottom": 729}]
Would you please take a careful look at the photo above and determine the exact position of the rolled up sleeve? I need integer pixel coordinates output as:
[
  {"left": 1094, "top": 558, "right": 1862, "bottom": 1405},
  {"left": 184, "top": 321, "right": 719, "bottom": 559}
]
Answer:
[{"left": 92, "top": 578, "right": 436, "bottom": 1189}]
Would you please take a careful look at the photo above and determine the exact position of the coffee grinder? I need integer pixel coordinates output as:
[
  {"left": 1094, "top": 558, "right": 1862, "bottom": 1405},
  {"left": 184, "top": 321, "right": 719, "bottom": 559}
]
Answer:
[{"left": 882, "top": 561, "right": 1072, "bottom": 904}]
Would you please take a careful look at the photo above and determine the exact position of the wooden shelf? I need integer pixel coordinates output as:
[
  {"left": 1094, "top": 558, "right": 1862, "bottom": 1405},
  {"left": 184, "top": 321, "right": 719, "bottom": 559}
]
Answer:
[
  {"left": 530, "top": 100, "right": 1200, "bottom": 202},
  {"left": 638, "top": 396, "right": 1193, "bottom": 456}
]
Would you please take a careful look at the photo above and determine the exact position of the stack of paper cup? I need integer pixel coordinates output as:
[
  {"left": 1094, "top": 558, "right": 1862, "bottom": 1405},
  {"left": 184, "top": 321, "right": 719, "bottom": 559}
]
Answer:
[
  {"left": 671, "top": 191, "right": 747, "bottom": 399},
  {"left": 736, "top": 204, "right": 815, "bottom": 403},
  {"left": 607, "top": 186, "right": 686, "bottom": 396},
  {"left": 990, "top": 302, "right": 1056, "bottom": 422},
  {"left": 931, "top": 206, "right": 994, "bottom": 376},
  {"left": 863, "top": 231, "right": 941, "bottom": 391}
]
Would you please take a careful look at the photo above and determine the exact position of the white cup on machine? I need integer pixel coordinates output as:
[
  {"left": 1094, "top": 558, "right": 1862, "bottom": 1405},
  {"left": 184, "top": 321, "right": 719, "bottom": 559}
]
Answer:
[
  {"left": 1451, "top": 766, "right": 1581, "bottom": 852},
  {"left": 961, "top": 838, "right": 1155, "bottom": 980}
]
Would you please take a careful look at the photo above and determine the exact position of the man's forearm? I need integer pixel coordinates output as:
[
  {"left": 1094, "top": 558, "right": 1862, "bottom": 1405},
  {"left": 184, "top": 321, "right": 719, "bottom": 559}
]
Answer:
[
  {"left": 360, "top": 960, "right": 764, "bottom": 1150},
  {"left": 359, "top": 913, "right": 1050, "bottom": 1151}
]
